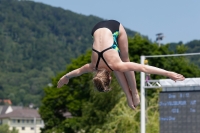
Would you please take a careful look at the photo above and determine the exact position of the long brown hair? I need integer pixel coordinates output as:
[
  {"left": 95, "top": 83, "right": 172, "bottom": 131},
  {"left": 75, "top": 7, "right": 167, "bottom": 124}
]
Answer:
[{"left": 93, "top": 69, "right": 111, "bottom": 92}]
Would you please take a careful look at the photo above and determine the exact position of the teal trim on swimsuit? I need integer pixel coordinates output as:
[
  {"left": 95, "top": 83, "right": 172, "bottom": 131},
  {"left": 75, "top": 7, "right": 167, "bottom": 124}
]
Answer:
[
  {"left": 112, "top": 31, "right": 120, "bottom": 53},
  {"left": 111, "top": 44, "right": 120, "bottom": 53}
]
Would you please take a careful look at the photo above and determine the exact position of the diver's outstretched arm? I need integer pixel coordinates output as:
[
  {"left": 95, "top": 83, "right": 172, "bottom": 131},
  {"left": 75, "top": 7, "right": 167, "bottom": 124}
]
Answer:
[
  {"left": 114, "top": 62, "right": 185, "bottom": 81},
  {"left": 57, "top": 63, "right": 93, "bottom": 88}
]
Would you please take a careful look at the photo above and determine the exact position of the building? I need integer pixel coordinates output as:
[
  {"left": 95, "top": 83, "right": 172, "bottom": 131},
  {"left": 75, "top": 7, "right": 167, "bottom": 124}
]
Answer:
[
  {"left": 0, "top": 99, "right": 12, "bottom": 105},
  {"left": 0, "top": 106, "right": 44, "bottom": 133}
]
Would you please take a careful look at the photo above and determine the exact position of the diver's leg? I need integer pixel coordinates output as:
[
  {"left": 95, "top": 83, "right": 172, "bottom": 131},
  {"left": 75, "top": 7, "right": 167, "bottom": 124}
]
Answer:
[
  {"left": 114, "top": 71, "right": 135, "bottom": 110},
  {"left": 124, "top": 71, "right": 140, "bottom": 107},
  {"left": 117, "top": 24, "right": 140, "bottom": 106}
]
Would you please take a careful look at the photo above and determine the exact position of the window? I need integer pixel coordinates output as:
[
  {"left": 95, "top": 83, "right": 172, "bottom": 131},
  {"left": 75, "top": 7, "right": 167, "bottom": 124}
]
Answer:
[
  {"left": 31, "top": 120, "right": 34, "bottom": 123},
  {"left": 22, "top": 120, "right": 25, "bottom": 123},
  {"left": 22, "top": 127, "right": 25, "bottom": 130},
  {"left": 12, "top": 119, "right": 16, "bottom": 123},
  {"left": 31, "top": 127, "right": 34, "bottom": 130},
  {"left": 37, "top": 120, "right": 43, "bottom": 124},
  {"left": 17, "top": 119, "right": 20, "bottom": 123}
]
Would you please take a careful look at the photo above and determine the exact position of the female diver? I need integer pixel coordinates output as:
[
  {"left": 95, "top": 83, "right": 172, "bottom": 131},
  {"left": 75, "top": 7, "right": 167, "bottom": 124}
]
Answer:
[{"left": 57, "top": 20, "right": 185, "bottom": 110}]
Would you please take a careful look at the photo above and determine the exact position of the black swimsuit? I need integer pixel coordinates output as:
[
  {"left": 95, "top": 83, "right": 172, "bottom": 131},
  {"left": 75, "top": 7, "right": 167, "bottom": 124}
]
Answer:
[{"left": 91, "top": 20, "right": 120, "bottom": 71}]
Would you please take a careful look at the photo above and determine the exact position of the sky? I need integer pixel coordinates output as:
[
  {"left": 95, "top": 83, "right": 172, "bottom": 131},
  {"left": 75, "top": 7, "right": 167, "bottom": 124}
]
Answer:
[{"left": 34, "top": 0, "right": 200, "bottom": 44}]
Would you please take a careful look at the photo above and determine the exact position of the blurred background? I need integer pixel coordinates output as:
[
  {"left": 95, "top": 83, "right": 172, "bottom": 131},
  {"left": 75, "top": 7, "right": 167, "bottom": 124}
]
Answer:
[{"left": 0, "top": 0, "right": 199, "bottom": 133}]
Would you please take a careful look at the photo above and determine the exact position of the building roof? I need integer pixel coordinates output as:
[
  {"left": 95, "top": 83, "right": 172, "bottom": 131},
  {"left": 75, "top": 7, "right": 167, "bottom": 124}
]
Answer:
[
  {"left": 0, "top": 99, "right": 12, "bottom": 105},
  {"left": 0, "top": 108, "right": 41, "bottom": 119},
  {"left": 0, "top": 106, "right": 23, "bottom": 115},
  {"left": 0, "top": 106, "right": 8, "bottom": 115},
  {"left": 11, "top": 106, "right": 23, "bottom": 111}
]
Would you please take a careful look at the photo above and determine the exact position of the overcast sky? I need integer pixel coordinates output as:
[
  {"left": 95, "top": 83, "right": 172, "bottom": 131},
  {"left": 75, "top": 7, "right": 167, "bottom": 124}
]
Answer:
[{"left": 34, "top": 0, "right": 200, "bottom": 44}]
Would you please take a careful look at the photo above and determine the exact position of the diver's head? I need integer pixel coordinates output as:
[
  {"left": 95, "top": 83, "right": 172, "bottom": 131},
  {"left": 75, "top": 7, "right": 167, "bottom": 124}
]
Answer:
[{"left": 93, "top": 69, "right": 112, "bottom": 92}]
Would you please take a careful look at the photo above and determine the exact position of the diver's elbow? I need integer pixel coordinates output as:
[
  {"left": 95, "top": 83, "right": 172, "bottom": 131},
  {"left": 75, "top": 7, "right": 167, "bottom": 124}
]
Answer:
[{"left": 112, "top": 63, "right": 128, "bottom": 72}]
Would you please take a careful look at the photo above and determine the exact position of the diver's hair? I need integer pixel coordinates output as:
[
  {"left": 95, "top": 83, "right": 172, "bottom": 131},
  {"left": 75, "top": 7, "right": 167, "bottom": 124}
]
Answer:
[{"left": 93, "top": 69, "right": 111, "bottom": 92}]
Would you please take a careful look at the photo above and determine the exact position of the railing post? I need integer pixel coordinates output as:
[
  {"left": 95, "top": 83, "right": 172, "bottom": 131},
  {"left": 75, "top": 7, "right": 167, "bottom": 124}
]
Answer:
[{"left": 140, "top": 56, "right": 146, "bottom": 133}]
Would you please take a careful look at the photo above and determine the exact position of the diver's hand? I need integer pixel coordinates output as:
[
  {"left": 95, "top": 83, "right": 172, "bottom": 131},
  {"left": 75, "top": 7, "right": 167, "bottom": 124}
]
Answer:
[
  {"left": 167, "top": 72, "right": 185, "bottom": 81},
  {"left": 57, "top": 75, "right": 69, "bottom": 88}
]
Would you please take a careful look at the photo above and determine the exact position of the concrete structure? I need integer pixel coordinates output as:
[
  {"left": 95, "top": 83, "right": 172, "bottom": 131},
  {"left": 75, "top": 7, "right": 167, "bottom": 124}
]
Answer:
[
  {"left": 140, "top": 52, "right": 200, "bottom": 133},
  {"left": 0, "top": 106, "right": 44, "bottom": 133}
]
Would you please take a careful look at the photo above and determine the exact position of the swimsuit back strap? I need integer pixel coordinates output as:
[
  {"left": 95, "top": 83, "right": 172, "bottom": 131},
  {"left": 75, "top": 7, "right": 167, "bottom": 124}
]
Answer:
[
  {"left": 101, "top": 54, "right": 113, "bottom": 71},
  {"left": 92, "top": 48, "right": 101, "bottom": 70},
  {"left": 92, "top": 46, "right": 113, "bottom": 71}
]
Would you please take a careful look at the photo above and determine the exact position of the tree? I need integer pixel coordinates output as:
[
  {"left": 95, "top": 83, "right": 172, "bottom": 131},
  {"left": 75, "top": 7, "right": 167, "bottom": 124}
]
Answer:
[
  {"left": 0, "top": 0, "right": 120, "bottom": 107},
  {"left": 0, "top": 0, "right": 199, "bottom": 108},
  {"left": 39, "top": 34, "right": 200, "bottom": 133},
  {"left": 0, "top": 124, "right": 18, "bottom": 133}
]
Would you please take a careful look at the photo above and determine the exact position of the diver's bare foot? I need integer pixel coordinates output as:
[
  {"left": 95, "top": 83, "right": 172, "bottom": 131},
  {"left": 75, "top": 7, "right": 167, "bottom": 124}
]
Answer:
[
  {"left": 128, "top": 102, "right": 135, "bottom": 110},
  {"left": 127, "top": 98, "right": 135, "bottom": 110},
  {"left": 132, "top": 93, "right": 140, "bottom": 107}
]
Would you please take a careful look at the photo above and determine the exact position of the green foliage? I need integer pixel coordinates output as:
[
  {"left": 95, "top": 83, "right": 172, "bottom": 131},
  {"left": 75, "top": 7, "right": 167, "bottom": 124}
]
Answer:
[
  {"left": 40, "top": 34, "right": 200, "bottom": 133},
  {"left": 39, "top": 51, "right": 92, "bottom": 133},
  {"left": 40, "top": 50, "right": 122, "bottom": 132},
  {"left": 0, "top": 0, "right": 138, "bottom": 131},
  {"left": 185, "top": 40, "right": 200, "bottom": 67},
  {"left": 0, "top": 0, "right": 137, "bottom": 107},
  {"left": 0, "top": 124, "right": 18, "bottom": 133},
  {"left": 1, "top": 0, "right": 200, "bottom": 132},
  {"left": 1, "top": 0, "right": 199, "bottom": 109},
  {"left": 93, "top": 96, "right": 140, "bottom": 133},
  {"left": 0, "top": 0, "right": 96, "bottom": 106},
  {"left": 93, "top": 90, "right": 159, "bottom": 133},
  {"left": 168, "top": 40, "right": 200, "bottom": 67}
]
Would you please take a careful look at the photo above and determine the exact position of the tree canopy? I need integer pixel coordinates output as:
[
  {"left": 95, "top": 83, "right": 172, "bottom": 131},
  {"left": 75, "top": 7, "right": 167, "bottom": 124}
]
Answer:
[
  {"left": 0, "top": 124, "right": 18, "bottom": 133},
  {"left": 0, "top": 0, "right": 137, "bottom": 107},
  {"left": 0, "top": 0, "right": 199, "bottom": 107},
  {"left": 0, "top": 0, "right": 200, "bottom": 132},
  {"left": 40, "top": 34, "right": 200, "bottom": 133}
]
